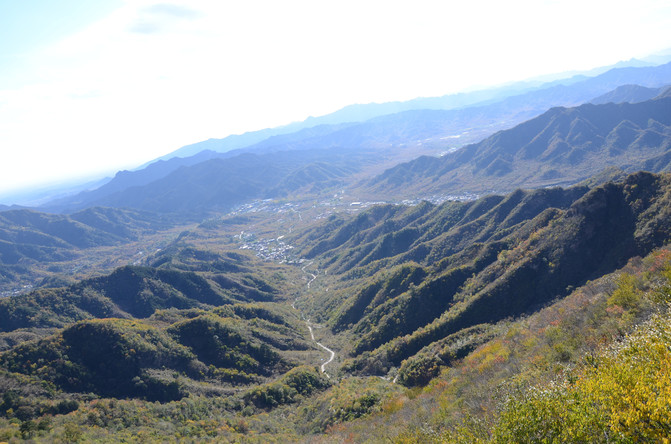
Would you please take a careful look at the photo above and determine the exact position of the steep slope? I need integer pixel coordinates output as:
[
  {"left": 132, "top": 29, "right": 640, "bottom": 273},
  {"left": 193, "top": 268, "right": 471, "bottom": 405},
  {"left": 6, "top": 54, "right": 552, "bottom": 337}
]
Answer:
[
  {"left": 366, "top": 95, "right": 671, "bottom": 198},
  {"left": 317, "top": 246, "right": 671, "bottom": 443},
  {"left": 294, "top": 172, "right": 671, "bottom": 375}
]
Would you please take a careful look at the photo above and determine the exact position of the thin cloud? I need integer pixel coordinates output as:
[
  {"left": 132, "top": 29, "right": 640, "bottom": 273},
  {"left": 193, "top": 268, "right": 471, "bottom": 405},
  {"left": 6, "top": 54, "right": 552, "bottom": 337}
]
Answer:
[
  {"left": 129, "top": 3, "right": 203, "bottom": 34},
  {"left": 129, "top": 21, "right": 162, "bottom": 34},
  {"left": 144, "top": 3, "right": 203, "bottom": 19},
  {"left": 1, "top": 0, "right": 670, "bottom": 195}
]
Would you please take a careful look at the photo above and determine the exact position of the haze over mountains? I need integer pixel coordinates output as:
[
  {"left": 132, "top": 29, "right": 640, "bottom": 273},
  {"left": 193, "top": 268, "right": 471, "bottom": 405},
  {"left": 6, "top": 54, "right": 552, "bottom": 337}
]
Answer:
[
  {"left": 155, "top": 58, "right": 666, "bottom": 161},
  {"left": 1, "top": 58, "right": 671, "bottom": 442},
  {"left": 32, "top": 61, "right": 671, "bottom": 217}
]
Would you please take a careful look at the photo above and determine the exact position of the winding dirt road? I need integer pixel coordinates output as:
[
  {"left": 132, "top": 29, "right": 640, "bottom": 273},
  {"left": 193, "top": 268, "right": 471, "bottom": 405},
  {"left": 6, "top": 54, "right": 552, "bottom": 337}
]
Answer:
[
  {"left": 294, "top": 260, "right": 336, "bottom": 377},
  {"left": 307, "top": 322, "right": 336, "bottom": 378}
]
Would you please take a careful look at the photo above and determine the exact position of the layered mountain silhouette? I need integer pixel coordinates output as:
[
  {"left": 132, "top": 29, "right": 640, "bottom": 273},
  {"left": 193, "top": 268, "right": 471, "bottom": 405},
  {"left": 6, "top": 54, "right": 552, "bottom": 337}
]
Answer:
[
  {"left": 46, "top": 148, "right": 382, "bottom": 217},
  {"left": 59, "top": 84, "right": 670, "bottom": 218},
  {"left": 41, "top": 63, "right": 671, "bottom": 215},
  {"left": 160, "top": 60, "right": 671, "bottom": 161}
]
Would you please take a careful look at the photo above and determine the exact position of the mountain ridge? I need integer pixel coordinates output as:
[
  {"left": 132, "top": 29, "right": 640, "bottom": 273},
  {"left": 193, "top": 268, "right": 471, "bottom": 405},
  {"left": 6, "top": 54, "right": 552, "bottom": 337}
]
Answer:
[
  {"left": 365, "top": 94, "right": 671, "bottom": 198},
  {"left": 290, "top": 171, "right": 671, "bottom": 375},
  {"left": 157, "top": 60, "right": 671, "bottom": 162}
]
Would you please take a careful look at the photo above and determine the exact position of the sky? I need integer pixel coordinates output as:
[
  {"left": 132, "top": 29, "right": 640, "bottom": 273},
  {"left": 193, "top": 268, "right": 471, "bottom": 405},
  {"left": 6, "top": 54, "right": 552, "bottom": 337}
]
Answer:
[{"left": 1, "top": 0, "right": 670, "bottom": 198}]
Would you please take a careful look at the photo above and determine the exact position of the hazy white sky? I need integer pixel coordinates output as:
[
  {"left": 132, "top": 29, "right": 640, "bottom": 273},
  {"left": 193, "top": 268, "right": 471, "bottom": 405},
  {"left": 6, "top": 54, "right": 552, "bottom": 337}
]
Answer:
[{"left": 1, "top": 0, "right": 670, "bottom": 195}]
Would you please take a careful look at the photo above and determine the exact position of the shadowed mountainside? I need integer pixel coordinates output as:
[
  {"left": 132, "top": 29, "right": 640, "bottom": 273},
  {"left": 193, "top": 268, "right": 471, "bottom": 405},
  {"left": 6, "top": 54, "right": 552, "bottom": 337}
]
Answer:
[{"left": 293, "top": 171, "right": 671, "bottom": 374}]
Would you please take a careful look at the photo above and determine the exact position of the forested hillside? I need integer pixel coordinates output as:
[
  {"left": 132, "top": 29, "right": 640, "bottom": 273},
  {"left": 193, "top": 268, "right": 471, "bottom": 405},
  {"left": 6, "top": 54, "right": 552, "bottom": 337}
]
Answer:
[
  {"left": 1, "top": 63, "right": 671, "bottom": 442},
  {"left": 3, "top": 0, "right": 671, "bottom": 439},
  {"left": 292, "top": 171, "right": 671, "bottom": 379},
  {"left": 319, "top": 246, "right": 671, "bottom": 442},
  {"left": 1, "top": 172, "right": 670, "bottom": 441},
  {"left": 0, "top": 207, "right": 176, "bottom": 293}
]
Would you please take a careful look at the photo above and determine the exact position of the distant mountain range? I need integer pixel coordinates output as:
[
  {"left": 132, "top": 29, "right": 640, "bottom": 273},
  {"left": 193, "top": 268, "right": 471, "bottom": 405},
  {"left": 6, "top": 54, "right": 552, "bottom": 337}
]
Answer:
[
  {"left": 365, "top": 91, "right": 671, "bottom": 198},
  {"left": 156, "top": 61, "right": 671, "bottom": 167},
  {"left": 4, "top": 60, "right": 670, "bottom": 209},
  {"left": 156, "top": 58, "right": 666, "bottom": 161},
  {"left": 590, "top": 84, "right": 668, "bottom": 105},
  {"left": 38, "top": 62, "right": 671, "bottom": 216},
  {"left": 45, "top": 147, "right": 379, "bottom": 217}
]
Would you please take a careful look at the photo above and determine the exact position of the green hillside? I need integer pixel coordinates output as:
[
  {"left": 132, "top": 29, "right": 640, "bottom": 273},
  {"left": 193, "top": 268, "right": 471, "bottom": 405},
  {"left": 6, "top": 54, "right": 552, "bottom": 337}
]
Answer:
[
  {"left": 0, "top": 207, "right": 176, "bottom": 293},
  {"left": 4, "top": 54, "right": 671, "bottom": 443},
  {"left": 317, "top": 246, "right": 671, "bottom": 443},
  {"left": 290, "top": 172, "right": 671, "bottom": 377},
  {"left": 0, "top": 172, "right": 669, "bottom": 441}
]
